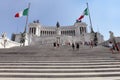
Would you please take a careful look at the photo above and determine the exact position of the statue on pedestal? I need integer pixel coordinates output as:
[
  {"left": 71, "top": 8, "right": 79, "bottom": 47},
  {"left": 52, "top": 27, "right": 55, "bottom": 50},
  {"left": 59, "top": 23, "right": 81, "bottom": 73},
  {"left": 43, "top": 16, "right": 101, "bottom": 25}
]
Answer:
[
  {"left": 56, "top": 21, "right": 61, "bottom": 36},
  {"left": 56, "top": 21, "right": 60, "bottom": 28},
  {"left": 1, "top": 32, "right": 7, "bottom": 48},
  {"left": 109, "top": 31, "right": 114, "bottom": 39},
  {"left": 56, "top": 22, "right": 61, "bottom": 47},
  {"left": 1, "top": 32, "right": 6, "bottom": 39}
]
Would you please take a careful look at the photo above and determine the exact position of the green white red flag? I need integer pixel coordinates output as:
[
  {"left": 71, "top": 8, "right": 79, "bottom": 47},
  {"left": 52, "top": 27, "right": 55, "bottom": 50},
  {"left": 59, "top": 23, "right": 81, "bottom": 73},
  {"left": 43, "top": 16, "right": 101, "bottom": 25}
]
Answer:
[
  {"left": 77, "top": 8, "right": 89, "bottom": 20},
  {"left": 15, "top": 8, "right": 29, "bottom": 18}
]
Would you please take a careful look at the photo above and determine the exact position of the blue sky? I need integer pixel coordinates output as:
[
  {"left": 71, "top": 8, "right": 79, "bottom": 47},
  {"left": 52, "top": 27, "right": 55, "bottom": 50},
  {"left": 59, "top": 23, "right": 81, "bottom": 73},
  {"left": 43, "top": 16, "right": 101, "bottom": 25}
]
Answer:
[{"left": 0, "top": 0, "right": 120, "bottom": 40}]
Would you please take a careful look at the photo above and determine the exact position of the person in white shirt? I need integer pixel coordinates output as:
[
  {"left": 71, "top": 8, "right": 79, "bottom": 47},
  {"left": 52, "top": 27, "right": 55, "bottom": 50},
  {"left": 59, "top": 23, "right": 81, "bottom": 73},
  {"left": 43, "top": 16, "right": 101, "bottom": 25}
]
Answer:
[{"left": 108, "top": 41, "right": 114, "bottom": 53}]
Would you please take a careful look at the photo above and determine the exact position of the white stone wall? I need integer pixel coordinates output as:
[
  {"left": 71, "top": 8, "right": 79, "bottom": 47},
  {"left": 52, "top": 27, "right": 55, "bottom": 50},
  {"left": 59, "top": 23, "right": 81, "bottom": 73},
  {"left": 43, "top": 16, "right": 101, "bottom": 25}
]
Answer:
[
  {"left": 0, "top": 38, "right": 20, "bottom": 48},
  {"left": 29, "top": 35, "right": 73, "bottom": 46}
]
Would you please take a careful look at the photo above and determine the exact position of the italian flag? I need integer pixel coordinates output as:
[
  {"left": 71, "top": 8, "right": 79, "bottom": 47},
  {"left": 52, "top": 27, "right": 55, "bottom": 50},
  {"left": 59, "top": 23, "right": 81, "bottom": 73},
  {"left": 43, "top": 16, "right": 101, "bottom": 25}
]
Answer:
[
  {"left": 15, "top": 8, "right": 29, "bottom": 18},
  {"left": 78, "top": 8, "right": 89, "bottom": 20}
]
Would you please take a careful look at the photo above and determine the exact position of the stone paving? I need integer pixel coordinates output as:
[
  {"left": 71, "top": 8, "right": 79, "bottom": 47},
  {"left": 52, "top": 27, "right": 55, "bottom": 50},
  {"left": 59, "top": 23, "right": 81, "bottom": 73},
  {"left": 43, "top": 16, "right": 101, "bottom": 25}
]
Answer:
[{"left": 0, "top": 45, "right": 120, "bottom": 80}]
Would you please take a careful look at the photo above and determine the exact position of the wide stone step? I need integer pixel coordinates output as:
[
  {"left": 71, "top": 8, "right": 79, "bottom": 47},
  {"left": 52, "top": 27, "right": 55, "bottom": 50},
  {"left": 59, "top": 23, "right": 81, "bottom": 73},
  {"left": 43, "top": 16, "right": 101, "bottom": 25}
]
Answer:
[
  {"left": 0, "top": 77, "right": 119, "bottom": 80},
  {"left": 0, "top": 59, "right": 119, "bottom": 62},
  {"left": 0, "top": 72, "right": 120, "bottom": 78},
  {"left": 0, "top": 68, "right": 120, "bottom": 73},
  {"left": 0, "top": 62, "right": 120, "bottom": 66}
]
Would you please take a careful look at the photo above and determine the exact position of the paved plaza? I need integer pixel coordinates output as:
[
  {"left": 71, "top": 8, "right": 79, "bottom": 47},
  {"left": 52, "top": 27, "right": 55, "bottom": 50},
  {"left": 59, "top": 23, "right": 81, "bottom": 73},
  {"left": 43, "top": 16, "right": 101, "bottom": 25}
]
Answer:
[{"left": 0, "top": 45, "right": 120, "bottom": 80}]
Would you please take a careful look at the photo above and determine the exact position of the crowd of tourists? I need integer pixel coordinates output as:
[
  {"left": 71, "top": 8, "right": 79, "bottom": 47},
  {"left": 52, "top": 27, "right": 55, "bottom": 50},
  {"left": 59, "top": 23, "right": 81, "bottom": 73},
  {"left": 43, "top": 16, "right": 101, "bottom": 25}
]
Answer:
[{"left": 53, "top": 40, "right": 97, "bottom": 50}]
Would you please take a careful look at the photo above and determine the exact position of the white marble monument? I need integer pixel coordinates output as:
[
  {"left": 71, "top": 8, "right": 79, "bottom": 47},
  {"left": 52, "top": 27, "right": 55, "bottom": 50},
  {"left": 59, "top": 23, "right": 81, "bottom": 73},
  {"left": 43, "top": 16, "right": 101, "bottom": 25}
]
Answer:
[{"left": 12, "top": 20, "right": 104, "bottom": 46}]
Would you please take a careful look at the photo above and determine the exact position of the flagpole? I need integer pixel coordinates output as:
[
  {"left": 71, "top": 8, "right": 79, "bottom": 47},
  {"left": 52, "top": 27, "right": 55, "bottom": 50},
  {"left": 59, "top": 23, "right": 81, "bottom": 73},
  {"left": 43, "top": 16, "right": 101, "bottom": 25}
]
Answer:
[
  {"left": 86, "top": 2, "right": 94, "bottom": 33},
  {"left": 22, "top": 3, "right": 30, "bottom": 46},
  {"left": 24, "top": 3, "right": 30, "bottom": 33}
]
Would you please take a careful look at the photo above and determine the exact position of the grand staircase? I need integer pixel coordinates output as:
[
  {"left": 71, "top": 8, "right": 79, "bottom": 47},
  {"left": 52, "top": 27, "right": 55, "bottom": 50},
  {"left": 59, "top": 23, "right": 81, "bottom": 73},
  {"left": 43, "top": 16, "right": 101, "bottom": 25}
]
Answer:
[{"left": 0, "top": 45, "right": 120, "bottom": 80}]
